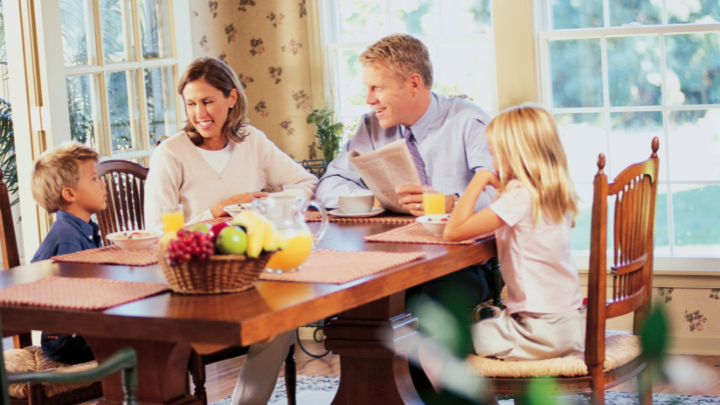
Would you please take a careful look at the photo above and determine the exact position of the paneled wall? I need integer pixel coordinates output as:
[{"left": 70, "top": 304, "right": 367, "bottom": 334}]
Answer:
[{"left": 189, "top": 0, "right": 318, "bottom": 160}]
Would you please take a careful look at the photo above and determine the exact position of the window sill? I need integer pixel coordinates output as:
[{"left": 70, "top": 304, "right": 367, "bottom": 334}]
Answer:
[{"left": 575, "top": 255, "right": 720, "bottom": 289}]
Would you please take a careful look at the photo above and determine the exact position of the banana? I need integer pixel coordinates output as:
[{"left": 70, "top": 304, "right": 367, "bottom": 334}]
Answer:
[
  {"left": 262, "top": 220, "right": 279, "bottom": 252},
  {"left": 231, "top": 210, "right": 266, "bottom": 258}
]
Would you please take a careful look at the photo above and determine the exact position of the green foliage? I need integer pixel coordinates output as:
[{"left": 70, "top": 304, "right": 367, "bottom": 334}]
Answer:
[
  {"left": 307, "top": 107, "right": 344, "bottom": 163},
  {"left": 0, "top": 99, "right": 18, "bottom": 206},
  {"left": 641, "top": 305, "right": 669, "bottom": 362}
]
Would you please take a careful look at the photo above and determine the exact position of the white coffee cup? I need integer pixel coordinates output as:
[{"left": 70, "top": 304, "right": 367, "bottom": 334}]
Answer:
[{"left": 338, "top": 191, "right": 375, "bottom": 214}]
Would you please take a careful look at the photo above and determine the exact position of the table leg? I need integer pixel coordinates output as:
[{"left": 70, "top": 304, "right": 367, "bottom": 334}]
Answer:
[
  {"left": 83, "top": 337, "right": 200, "bottom": 405},
  {"left": 324, "top": 291, "right": 423, "bottom": 405}
]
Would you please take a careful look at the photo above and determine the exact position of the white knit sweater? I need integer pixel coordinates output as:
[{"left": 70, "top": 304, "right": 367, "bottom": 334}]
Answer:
[{"left": 144, "top": 128, "right": 318, "bottom": 231}]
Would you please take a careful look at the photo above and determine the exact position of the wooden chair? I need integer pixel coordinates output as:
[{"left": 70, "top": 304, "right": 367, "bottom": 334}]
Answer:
[
  {"left": 466, "top": 137, "right": 660, "bottom": 405},
  {"left": 96, "top": 160, "right": 149, "bottom": 246},
  {"left": 296, "top": 158, "right": 327, "bottom": 178},
  {"left": 1, "top": 315, "right": 139, "bottom": 405}
]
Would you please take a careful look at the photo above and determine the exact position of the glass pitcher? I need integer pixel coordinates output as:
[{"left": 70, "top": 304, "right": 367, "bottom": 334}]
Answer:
[{"left": 255, "top": 195, "right": 328, "bottom": 273}]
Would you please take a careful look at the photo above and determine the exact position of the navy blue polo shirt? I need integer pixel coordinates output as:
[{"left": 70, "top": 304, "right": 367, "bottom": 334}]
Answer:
[{"left": 31, "top": 210, "right": 102, "bottom": 263}]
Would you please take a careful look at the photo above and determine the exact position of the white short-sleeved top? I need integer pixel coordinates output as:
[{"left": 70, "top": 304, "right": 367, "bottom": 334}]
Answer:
[{"left": 490, "top": 180, "right": 582, "bottom": 315}]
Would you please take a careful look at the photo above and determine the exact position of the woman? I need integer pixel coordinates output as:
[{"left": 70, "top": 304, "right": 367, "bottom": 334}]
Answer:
[
  {"left": 144, "top": 57, "right": 316, "bottom": 405},
  {"left": 145, "top": 56, "right": 317, "bottom": 230}
]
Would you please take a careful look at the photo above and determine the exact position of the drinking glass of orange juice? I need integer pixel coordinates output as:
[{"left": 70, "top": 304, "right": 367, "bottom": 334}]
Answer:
[
  {"left": 161, "top": 204, "right": 184, "bottom": 234},
  {"left": 422, "top": 187, "right": 445, "bottom": 216},
  {"left": 258, "top": 195, "right": 328, "bottom": 273}
]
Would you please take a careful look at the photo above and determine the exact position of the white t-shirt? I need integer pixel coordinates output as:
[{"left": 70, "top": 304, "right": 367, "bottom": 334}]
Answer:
[
  {"left": 196, "top": 142, "right": 233, "bottom": 175},
  {"left": 490, "top": 180, "right": 582, "bottom": 315}
]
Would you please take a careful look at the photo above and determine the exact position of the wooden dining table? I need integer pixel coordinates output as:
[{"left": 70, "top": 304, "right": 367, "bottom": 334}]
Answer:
[{"left": 0, "top": 220, "right": 497, "bottom": 405}]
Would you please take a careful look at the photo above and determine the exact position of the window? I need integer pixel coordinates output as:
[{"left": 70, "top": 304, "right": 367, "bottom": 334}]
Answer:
[
  {"left": 537, "top": 1, "right": 720, "bottom": 261},
  {"left": 322, "top": 0, "right": 497, "bottom": 133},
  {"left": 61, "top": 0, "right": 181, "bottom": 162}
]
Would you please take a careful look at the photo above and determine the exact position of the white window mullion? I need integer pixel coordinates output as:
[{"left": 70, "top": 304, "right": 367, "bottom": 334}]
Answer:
[
  {"left": 603, "top": 0, "right": 610, "bottom": 28},
  {"left": 600, "top": 36, "right": 612, "bottom": 177},
  {"left": 659, "top": 32, "right": 675, "bottom": 256}
]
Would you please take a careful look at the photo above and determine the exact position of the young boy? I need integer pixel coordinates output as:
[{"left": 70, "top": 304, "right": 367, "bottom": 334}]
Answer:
[{"left": 30, "top": 142, "right": 107, "bottom": 364}]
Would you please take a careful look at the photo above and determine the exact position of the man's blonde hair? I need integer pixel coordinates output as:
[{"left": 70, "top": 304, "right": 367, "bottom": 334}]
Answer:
[
  {"left": 360, "top": 34, "right": 433, "bottom": 88},
  {"left": 486, "top": 104, "right": 579, "bottom": 223},
  {"left": 31, "top": 142, "right": 100, "bottom": 213}
]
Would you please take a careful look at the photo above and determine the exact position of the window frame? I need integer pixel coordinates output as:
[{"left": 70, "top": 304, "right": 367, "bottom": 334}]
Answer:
[
  {"left": 4, "top": 0, "right": 192, "bottom": 260},
  {"left": 534, "top": 0, "right": 720, "bottom": 271},
  {"left": 320, "top": 0, "right": 499, "bottom": 120}
]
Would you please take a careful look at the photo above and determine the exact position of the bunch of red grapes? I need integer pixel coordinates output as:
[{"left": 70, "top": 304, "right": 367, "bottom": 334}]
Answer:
[{"left": 166, "top": 230, "right": 214, "bottom": 265}]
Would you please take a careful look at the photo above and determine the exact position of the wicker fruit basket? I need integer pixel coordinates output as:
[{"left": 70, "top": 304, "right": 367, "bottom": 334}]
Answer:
[{"left": 157, "top": 250, "right": 274, "bottom": 294}]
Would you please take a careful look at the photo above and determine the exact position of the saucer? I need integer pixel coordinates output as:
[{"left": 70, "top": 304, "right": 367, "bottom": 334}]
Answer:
[{"left": 329, "top": 207, "right": 385, "bottom": 218}]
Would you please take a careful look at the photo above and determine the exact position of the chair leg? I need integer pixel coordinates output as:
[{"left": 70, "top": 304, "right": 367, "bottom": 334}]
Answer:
[
  {"left": 284, "top": 344, "right": 296, "bottom": 405},
  {"left": 189, "top": 352, "right": 209, "bottom": 405},
  {"left": 27, "top": 384, "right": 44, "bottom": 405}
]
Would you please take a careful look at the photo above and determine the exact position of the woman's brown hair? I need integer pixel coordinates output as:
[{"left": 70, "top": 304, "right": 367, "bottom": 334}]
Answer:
[{"left": 178, "top": 57, "right": 249, "bottom": 145}]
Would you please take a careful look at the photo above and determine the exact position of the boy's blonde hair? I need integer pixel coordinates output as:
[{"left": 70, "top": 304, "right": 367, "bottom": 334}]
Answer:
[
  {"left": 359, "top": 34, "right": 433, "bottom": 88},
  {"left": 31, "top": 142, "right": 100, "bottom": 213},
  {"left": 486, "top": 104, "right": 579, "bottom": 223}
]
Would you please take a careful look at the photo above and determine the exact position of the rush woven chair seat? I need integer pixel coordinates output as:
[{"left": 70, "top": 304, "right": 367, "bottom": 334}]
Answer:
[
  {"left": 2, "top": 339, "right": 138, "bottom": 405},
  {"left": 467, "top": 137, "right": 660, "bottom": 405},
  {"left": 96, "top": 160, "right": 149, "bottom": 246}
]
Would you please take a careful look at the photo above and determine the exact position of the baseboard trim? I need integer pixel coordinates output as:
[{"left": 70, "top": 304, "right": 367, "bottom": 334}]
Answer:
[{"left": 669, "top": 333, "right": 720, "bottom": 355}]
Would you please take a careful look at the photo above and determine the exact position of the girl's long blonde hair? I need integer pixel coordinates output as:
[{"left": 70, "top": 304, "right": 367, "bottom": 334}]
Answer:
[{"left": 486, "top": 104, "right": 579, "bottom": 223}]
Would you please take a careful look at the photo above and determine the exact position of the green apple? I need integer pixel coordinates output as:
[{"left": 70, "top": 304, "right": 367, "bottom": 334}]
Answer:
[
  {"left": 215, "top": 226, "right": 248, "bottom": 255},
  {"left": 191, "top": 223, "right": 212, "bottom": 234}
]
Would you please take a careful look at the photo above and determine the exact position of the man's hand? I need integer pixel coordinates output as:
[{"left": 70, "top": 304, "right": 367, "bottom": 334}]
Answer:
[
  {"left": 396, "top": 185, "right": 454, "bottom": 216},
  {"left": 396, "top": 185, "right": 424, "bottom": 216}
]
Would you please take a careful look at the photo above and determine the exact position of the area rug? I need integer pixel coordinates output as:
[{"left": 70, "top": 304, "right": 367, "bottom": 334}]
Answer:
[{"left": 210, "top": 376, "right": 720, "bottom": 404}]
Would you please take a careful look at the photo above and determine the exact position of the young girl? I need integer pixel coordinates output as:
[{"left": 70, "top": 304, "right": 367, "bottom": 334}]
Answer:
[{"left": 444, "top": 104, "right": 584, "bottom": 360}]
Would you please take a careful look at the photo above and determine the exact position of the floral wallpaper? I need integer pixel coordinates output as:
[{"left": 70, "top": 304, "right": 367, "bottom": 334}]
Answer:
[{"left": 189, "top": 0, "right": 317, "bottom": 161}]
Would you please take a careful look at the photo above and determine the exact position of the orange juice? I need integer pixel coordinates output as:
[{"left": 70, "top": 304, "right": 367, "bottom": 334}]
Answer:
[
  {"left": 423, "top": 192, "right": 445, "bottom": 216},
  {"left": 162, "top": 211, "right": 185, "bottom": 234},
  {"left": 266, "top": 229, "right": 313, "bottom": 273}
]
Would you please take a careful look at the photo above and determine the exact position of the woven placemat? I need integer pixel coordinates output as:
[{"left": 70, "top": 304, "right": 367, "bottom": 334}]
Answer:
[
  {"left": 0, "top": 276, "right": 169, "bottom": 310},
  {"left": 259, "top": 249, "right": 426, "bottom": 284},
  {"left": 53, "top": 245, "right": 158, "bottom": 266},
  {"left": 304, "top": 211, "right": 416, "bottom": 224},
  {"left": 363, "top": 222, "right": 483, "bottom": 245}
]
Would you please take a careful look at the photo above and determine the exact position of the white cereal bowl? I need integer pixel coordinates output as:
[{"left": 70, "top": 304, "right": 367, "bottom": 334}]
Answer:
[
  {"left": 106, "top": 230, "right": 162, "bottom": 251},
  {"left": 222, "top": 203, "right": 254, "bottom": 218},
  {"left": 416, "top": 214, "right": 451, "bottom": 236}
]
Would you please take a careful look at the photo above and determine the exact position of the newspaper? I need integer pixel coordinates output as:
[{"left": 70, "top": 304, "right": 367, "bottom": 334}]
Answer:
[{"left": 348, "top": 139, "right": 421, "bottom": 214}]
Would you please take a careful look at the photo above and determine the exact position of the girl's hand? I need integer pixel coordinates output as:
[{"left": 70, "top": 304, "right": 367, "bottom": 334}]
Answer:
[{"left": 211, "top": 192, "right": 268, "bottom": 218}]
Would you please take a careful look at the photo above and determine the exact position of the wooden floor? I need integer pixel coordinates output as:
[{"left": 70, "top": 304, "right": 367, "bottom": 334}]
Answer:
[
  {"left": 200, "top": 339, "right": 720, "bottom": 403},
  {"left": 68, "top": 335, "right": 720, "bottom": 404}
]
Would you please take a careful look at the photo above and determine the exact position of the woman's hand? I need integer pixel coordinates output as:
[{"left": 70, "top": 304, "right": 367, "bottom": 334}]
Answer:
[{"left": 211, "top": 192, "right": 268, "bottom": 218}]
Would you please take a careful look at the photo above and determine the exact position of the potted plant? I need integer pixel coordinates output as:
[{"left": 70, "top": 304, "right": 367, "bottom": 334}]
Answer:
[{"left": 306, "top": 104, "right": 344, "bottom": 163}]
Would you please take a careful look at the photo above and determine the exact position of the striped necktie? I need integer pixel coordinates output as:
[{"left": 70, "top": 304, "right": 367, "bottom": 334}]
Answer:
[{"left": 405, "top": 127, "right": 429, "bottom": 186}]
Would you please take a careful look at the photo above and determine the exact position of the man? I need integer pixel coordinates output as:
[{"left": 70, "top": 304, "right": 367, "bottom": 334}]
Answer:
[{"left": 316, "top": 34, "right": 498, "bottom": 404}]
